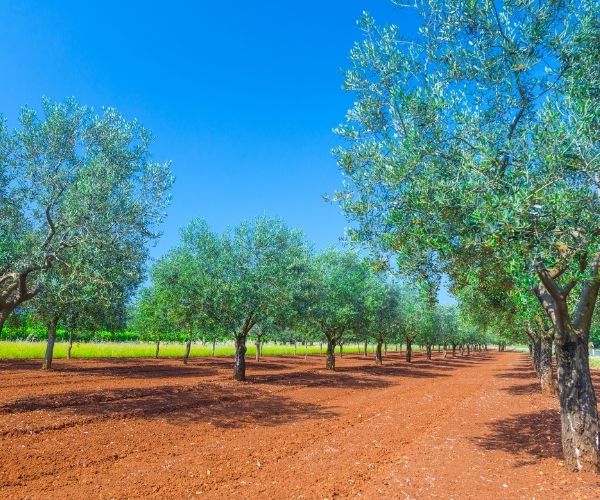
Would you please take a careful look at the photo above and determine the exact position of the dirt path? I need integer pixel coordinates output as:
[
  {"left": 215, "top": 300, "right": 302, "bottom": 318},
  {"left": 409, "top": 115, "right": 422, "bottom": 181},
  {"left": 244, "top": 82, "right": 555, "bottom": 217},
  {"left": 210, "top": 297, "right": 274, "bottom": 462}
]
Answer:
[{"left": 0, "top": 351, "right": 599, "bottom": 499}]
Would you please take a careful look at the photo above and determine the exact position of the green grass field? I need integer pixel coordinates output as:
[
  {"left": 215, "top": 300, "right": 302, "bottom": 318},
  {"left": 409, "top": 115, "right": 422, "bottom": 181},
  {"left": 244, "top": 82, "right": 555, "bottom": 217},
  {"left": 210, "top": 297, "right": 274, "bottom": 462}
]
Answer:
[{"left": 0, "top": 341, "right": 403, "bottom": 360}]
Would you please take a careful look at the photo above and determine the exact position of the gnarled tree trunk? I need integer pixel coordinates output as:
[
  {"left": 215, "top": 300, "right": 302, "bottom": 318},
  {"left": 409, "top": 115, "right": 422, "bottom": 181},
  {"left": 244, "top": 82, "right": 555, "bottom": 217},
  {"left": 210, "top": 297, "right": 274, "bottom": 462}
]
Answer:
[
  {"left": 67, "top": 330, "right": 74, "bottom": 360},
  {"left": 41, "top": 315, "right": 59, "bottom": 370},
  {"left": 326, "top": 337, "right": 336, "bottom": 370},
  {"left": 375, "top": 339, "right": 383, "bottom": 365},
  {"left": 405, "top": 337, "right": 412, "bottom": 363},
  {"left": 555, "top": 333, "right": 599, "bottom": 471},
  {"left": 233, "top": 335, "right": 247, "bottom": 381},
  {"left": 535, "top": 266, "right": 600, "bottom": 472},
  {"left": 540, "top": 334, "right": 557, "bottom": 395},
  {"left": 183, "top": 336, "right": 192, "bottom": 364}
]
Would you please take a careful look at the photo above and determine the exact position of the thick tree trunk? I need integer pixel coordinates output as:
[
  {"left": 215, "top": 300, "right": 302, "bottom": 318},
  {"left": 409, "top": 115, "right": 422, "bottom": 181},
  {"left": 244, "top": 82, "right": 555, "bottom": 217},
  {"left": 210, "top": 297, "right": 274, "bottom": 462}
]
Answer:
[
  {"left": 405, "top": 338, "right": 412, "bottom": 363},
  {"left": 555, "top": 335, "right": 600, "bottom": 471},
  {"left": 183, "top": 337, "right": 192, "bottom": 364},
  {"left": 452, "top": 343, "right": 457, "bottom": 357},
  {"left": 364, "top": 340, "right": 368, "bottom": 357},
  {"left": 233, "top": 335, "right": 247, "bottom": 381},
  {"left": 540, "top": 335, "right": 557, "bottom": 395},
  {"left": 67, "top": 331, "right": 74, "bottom": 360},
  {"left": 426, "top": 343, "right": 432, "bottom": 360},
  {"left": 41, "top": 316, "right": 58, "bottom": 370},
  {"left": 326, "top": 338, "right": 336, "bottom": 370},
  {"left": 466, "top": 344, "right": 470, "bottom": 356},
  {"left": 155, "top": 336, "right": 161, "bottom": 358},
  {"left": 532, "top": 337, "right": 542, "bottom": 376},
  {"left": 375, "top": 340, "right": 383, "bottom": 365}
]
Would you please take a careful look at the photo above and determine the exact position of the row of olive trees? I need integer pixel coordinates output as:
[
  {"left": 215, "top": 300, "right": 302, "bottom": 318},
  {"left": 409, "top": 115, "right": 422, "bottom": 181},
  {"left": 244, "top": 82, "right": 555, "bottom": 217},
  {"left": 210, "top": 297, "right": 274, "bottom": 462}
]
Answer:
[
  {"left": 334, "top": 0, "right": 599, "bottom": 471},
  {"left": 0, "top": 98, "right": 173, "bottom": 368},
  {"left": 131, "top": 216, "right": 486, "bottom": 380}
]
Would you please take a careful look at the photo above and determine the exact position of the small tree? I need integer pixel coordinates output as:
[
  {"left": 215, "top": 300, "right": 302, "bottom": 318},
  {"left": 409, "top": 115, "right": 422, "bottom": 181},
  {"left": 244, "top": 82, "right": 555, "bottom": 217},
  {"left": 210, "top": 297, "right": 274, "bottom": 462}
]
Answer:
[{"left": 305, "top": 250, "right": 371, "bottom": 370}]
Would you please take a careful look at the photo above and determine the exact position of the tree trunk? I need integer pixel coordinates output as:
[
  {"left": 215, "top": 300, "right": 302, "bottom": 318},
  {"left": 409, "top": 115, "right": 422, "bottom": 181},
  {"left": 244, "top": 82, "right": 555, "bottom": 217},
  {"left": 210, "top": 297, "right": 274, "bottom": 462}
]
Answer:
[
  {"left": 183, "top": 337, "right": 192, "bottom": 364},
  {"left": 155, "top": 336, "right": 161, "bottom": 358},
  {"left": 540, "top": 335, "right": 557, "bottom": 395},
  {"left": 212, "top": 338, "right": 216, "bottom": 357},
  {"left": 326, "top": 338, "right": 336, "bottom": 370},
  {"left": 294, "top": 341, "right": 297, "bottom": 356},
  {"left": 67, "top": 330, "right": 74, "bottom": 360},
  {"left": 0, "top": 310, "right": 8, "bottom": 335},
  {"left": 384, "top": 342, "right": 388, "bottom": 356},
  {"left": 426, "top": 343, "right": 432, "bottom": 360},
  {"left": 233, "top": 335, "right": 247, "bottom": 381},
  {"left": 320, "top": 342, "right": 323, "bottom": 355},
  {"left": 364, "top": 340, "right": 368, "bottom": 357},
  {"left": 41, "top": 316, "right": 58, "bottom": 370},
  {"left": 375, "top": 340, "right": 383, "bottom": 365},
  {"left": 339, "top": 343, "right": 343, "bottom": 358},
  {"left": 532, "top": 337, "right": 542, "bottom": 376},
  {"left": 405, "top": 338, "right": 412, "bottom": 363},
  {"left": 452, "top": 343, "right": 457, "bottom": 356},
  {"left": 555, "top": 334, "right": 600, "bottom": 471},
  {"left": 255, "top": 340, "right": 261, "bottom": 362}
]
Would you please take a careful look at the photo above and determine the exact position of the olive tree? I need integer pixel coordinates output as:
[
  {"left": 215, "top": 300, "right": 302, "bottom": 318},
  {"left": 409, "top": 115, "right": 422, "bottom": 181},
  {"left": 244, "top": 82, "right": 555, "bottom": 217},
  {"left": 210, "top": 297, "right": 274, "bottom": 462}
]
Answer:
[
  {"left": 335, "top": 1, "right": 599, "bottom": 471},
  {"left": 0, "top": 98, "right": 172, "bottom": 333},
  {"left": 305, "top": 250, "right": 371, "bottom": 370}
]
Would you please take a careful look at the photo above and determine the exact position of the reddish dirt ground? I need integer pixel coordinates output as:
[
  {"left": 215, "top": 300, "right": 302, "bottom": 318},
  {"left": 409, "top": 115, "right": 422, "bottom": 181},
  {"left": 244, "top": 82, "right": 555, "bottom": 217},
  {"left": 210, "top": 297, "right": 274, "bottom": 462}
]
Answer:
[{"left": 1, "top": 351, "right": 599, "bottom": 499}]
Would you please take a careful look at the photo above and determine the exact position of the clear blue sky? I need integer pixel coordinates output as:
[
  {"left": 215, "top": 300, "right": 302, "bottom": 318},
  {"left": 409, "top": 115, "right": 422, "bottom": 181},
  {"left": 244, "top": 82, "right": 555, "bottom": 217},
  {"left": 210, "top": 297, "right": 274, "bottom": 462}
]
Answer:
[{"left": 0, "top": 1, "right": 455, "bottom": 301}]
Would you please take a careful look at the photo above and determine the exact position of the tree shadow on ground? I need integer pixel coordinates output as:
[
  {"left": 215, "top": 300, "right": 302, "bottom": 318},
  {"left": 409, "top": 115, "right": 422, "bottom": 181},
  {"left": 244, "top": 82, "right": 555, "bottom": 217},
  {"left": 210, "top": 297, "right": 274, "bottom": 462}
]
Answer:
[
  {"left": 503, "top": 382, "right": 541, "bottom": 396},
  {"left": 473, "top": 409, "right": 562, "bottom": 466},
  {"left": 0, "top": 382, "right": 337, "bottom": 432},
  {"left": 249, "top": 369, "right": 398, "bottom": 388},
  {"left": 0, "top": 359, "right": 220, "bottom": 380}
]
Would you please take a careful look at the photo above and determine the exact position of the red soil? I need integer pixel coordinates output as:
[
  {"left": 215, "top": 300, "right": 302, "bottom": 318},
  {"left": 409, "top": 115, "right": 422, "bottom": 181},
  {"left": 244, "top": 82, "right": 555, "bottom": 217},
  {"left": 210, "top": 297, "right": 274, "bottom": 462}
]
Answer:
[{"left": 0, "top": 351, "right": 599, "bottom": 499}]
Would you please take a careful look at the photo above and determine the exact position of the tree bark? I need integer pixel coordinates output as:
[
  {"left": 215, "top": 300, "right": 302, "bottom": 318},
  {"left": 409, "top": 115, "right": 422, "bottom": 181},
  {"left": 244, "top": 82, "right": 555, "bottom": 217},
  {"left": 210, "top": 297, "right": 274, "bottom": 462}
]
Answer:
[
  {"left": 0, "top": 310, "right": 8, "bottom": 335},
  {"left": 255, "top": 340, "right": 261, "bottom": 361},
  {"left": 375, "top": 339, "right": 383, "bottom": 365},
  {"left": 183, "top": 336, "right": 192, "bottom": 364},
  {"left": 339, "top": 343, "right": 343, "bottom": 358},
  {"left": 67, "top": 330, "right": 73, "bottom": 360},
  {"left": 326, "top": 337, "right": 336, "bottom": 370},
  {"left": 155, "top": 336, "right": 161, "bottom": 358},
  {"left": 41, "top": 316, "right": 58, "bottom": 370},
  {"left": 212, "top": 338, "right": 216, "bottom": 357},
  {"left": 532, "top": 337, "right": 542, "bottom": 376},
  {"left": 405, "top": 337, "right": 412, "bottom": 363},
  {"left": 233, "top": 335, "right": 247, "bottom": 381},
  {"left": 426, "top": 343, "right": 432, "bottom": 360},
  {"left": 364, "top": 340, "right": 368, "bottom": 357},
  {"left": 555, "top": 334, "right": 600, "bottom": 471},
  {"left": 540, "top": 334, "right": 557, "bottom": 395},
  {"left": 534, "top": 265, "right": 600, "bottom": 471}
]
